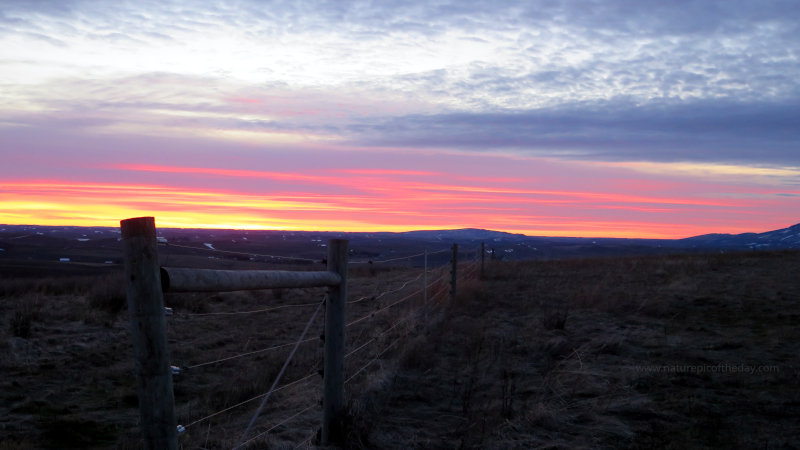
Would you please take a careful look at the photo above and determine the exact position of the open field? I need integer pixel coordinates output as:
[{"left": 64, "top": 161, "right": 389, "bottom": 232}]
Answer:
[
  {"left": 0, "top": 256, "right": 450, "bottom": 449},
  {"left": 362, "top": 250, "right": 800, "bottom": 449},
  {"left": 1, "top": 250, "right": 799, "bottom": 448}
]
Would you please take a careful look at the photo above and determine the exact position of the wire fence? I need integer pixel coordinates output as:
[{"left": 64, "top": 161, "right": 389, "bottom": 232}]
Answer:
[
  {"left": 145, "top": 238, "right": 485, "bottom": 449},
  {"left": 159, "top": 241, "right": 319, "bottom": 264}
]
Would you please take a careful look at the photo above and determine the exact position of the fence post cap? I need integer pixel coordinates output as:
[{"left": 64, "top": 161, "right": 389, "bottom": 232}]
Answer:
[{"left": 120, "top": 217, "right": 156, "bottom": 238}]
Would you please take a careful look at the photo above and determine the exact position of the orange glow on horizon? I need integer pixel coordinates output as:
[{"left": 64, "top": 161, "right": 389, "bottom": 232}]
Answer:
[{"left": 1, "top": 177, "right": 791, "bottom": 239}]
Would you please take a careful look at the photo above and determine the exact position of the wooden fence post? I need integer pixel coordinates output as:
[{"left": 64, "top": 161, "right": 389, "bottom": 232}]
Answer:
[
  {"left": 450, "top": 243, "right": 458, "bottom": 302},
  {"left": 322, "top": 239, "right": 348, "bottom": 445},
  {"left": 120, "top": 217, "right": 177, "bottom": 450}
]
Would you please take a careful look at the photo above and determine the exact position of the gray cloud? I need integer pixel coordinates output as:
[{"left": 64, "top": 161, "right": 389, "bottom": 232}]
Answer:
[
  {"left": 3, "top": 68, "right": 798, "bottom": 167},
  {"left": 2, "top": 0, "right": 798, "bottom": 168},
  {"left": 350, "top": 98, "right": 800, "bottom": 165},
  {"left": 7, "top": 0, "right": 797, "bottom": 39}
]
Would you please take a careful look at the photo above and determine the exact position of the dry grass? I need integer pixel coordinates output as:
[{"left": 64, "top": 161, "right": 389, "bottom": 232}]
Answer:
[
  {"left": 0, "top": 261, "right": 442, "bottom": 449},
  {"left": 2, "top": 250, "right": 799, "bottom": 448},
  {"left": 359, "top": 251, "right": 800, "bottom": 449}
]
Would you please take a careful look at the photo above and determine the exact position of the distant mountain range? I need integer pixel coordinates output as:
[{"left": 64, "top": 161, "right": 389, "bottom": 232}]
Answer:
[
  {"left": 679, "top": 222, "right": 800, "bottom": 250},
  {"left": 0, "top": 222, "right": 798, "bottom": 271},
  {"left": 396, "top": 222, "right": 800, "bottom": 251}
]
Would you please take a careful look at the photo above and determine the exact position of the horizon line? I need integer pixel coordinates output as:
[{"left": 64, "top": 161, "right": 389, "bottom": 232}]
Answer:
[{"left": 2, "top": 220, "right": 796, "bottom": 242}]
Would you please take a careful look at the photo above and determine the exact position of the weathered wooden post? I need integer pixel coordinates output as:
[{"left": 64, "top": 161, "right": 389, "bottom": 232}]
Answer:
[
  {"left": 120, "top": 217, "right": 177, "bottom": 450},
  {"left": 322, "top": 239, "right": 348, "bottom": 445},
  {"left": 450, "top": 243, "right": 458, "bottom": 302},
  {"left": 480, "top": 241, "right": 485, "bottom": 279}
]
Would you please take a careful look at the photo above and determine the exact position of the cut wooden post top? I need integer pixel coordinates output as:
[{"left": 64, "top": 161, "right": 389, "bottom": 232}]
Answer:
[{"left": 121, "top": 217, "right": 156, "bottom": 238}]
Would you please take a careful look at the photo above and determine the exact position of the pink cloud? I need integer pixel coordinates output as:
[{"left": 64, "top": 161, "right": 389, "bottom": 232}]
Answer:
[{"left": 227, "top": 97, "right": 264, "bottom": 104}]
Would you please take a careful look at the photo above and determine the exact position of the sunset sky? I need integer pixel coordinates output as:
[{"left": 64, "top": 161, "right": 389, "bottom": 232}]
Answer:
[{"left": 1, "top": 0, "right": 798, "bottom": 238}]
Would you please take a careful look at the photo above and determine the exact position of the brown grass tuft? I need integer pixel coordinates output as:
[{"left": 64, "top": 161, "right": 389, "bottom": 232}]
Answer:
[
  {"left": 86, "top": 273, "right": 126, "bottom": 316},
  {"left": 8, "top": 294, "right": 41, "bottom": 338}
]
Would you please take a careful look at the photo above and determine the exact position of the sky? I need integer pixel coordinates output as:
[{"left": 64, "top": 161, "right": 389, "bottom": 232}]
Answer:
[{"left": 1, "top": 0, "right": 799, "bottom": 238}]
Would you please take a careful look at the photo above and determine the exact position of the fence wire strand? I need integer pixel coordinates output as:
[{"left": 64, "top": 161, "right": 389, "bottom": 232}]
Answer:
[
  {"left": 346, "top": 286, "right": 424, "bottom": 328},
  {"left": 344, "top": 312, "right": 416, "bottom": 360},
  {"left": 182, "top": 372, "right": 317, "bottom": 430},
  {"left": 160, "top": 242, "right": 319, "bottom": 263},
  {"left": 183, "top": 301, "right": 322, "bottom": 317},
  {"left": 234, "top": 296, "right": 325, "bottom": 449},
  {"left": 349, "top": 247, "right": 450, "bottom": 265},
  {"left": 293, "top": 432, "right": 315, "bottom": 449},
  {"left": 348, "top": 271, "right": 424, "bottom": 305},
  {"left": 461, "top": 260, "right": 480, "bottom": 281},
  {"left": 235, "top": 402, "right": 318, "bottom": 449},
  {"left": 186, "top": 337, "right": 317, "bottom": 369},
  {"left": 344, "top": 333, "right": 406, "bottom": 385},
  {"left": 428, "top": 281, "right": 451, "bottom": 303}
]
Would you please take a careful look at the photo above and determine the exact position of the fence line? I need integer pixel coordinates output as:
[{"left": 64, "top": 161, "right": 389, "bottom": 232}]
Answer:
[
  {"left": 164, "top": 240, "right": 452, "bottom": 267},
  {"left": 159, "top": 241, "right": 319, "bottom": 264},
  {"left": 348, "top": 271, "right": 425, "bottom": 304},
  {"left": 340, "top": 258, "right": 457, "bottom": 393},
  {"left": 350, "top": 247, "right": 450, "bottom": 265},
  {"left": 162, "top": 239, "right": 472, "bottom": 268},
  {"left": 341, "top": 266, "right": 460, "bottom": 392},
  {"left": 122, "top": 216, "right": 489, "bottom": 448}
]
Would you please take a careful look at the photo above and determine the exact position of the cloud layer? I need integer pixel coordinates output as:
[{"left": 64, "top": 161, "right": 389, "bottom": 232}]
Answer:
[{"left": 1, "top": 0, "right": 798, "bottom": 236}]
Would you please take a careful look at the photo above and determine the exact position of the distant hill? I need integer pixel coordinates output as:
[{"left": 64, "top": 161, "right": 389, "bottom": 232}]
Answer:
[
  {"left": 398, "top": 228, "right": 526, "bottom": 242},
  {"left": 679, "top": 222, "right": 800, "bottom": 250}
]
